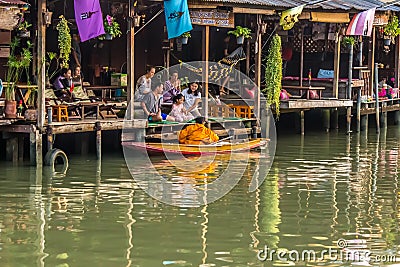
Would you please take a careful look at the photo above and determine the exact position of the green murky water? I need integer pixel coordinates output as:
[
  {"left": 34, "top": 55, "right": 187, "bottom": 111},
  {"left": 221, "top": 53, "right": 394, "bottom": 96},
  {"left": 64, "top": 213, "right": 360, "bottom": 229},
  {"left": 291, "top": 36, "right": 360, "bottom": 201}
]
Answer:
[{"left": 0, "top": 127, "right": 399, "bottom": 266}]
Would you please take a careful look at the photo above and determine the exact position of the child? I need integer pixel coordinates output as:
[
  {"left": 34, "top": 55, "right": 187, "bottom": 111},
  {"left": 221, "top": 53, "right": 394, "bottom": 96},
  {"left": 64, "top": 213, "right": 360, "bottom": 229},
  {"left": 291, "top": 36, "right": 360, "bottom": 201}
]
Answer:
[{"left": 170, "top": 94, "right": 194, "bottom": 122}]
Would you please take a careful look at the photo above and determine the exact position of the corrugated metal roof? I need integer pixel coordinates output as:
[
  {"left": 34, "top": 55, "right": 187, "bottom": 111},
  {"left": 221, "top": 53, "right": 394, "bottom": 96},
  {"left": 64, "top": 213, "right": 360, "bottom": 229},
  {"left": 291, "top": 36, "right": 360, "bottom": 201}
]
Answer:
[{"left": 190, "top": 0, "right": 400, "bottom": 11}]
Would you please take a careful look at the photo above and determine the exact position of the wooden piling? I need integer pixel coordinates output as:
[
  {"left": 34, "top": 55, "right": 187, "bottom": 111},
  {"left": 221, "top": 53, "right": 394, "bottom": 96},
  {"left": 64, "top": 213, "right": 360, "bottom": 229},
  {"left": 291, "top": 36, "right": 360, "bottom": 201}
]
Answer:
[
  {"left": 30, "top": 126, "right": 42, "bottom": 167},
  {"left": 360, "top": 114, "right": 368, "bottom": 131},
  {"left": 331, "top": 108, "right": 339, "bottom": 129},
  {"left": 346, "top": 107, "right": 352, "bottom": 134},
  {"left": 18, "top": 135, "right": 24, "bottom": 161},
  {"left": 356, "top": 88, "right": 361, "bottom": 132},
  {"left": 47, "top": 126, "right": 53, "bottom": 151},
  {"left": 394, "top": 110, "right": 400, "bottom": 125},
  {"left": 374, "top": 63, "right": 380, "bottom": 133},
  {"left": 95, "top": 122, "right": 102, "bottom": 160},
  {"left": 300, "top": 110, "right": 305, "bottom": 135},
  {"left": 322, "top": 109, "right": 330, "bottom": 132},
  {"left": 380, "top": 102, "right": 387, "bottom": 128},
  {"left": 6, "top": 136, "right": 18, "bottom": 162}
]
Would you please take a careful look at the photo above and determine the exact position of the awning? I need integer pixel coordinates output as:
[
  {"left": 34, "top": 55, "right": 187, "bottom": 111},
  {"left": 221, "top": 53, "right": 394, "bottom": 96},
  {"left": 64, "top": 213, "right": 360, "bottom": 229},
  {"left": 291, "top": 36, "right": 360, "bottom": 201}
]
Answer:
[
  {"left": 0, "top": 0, "right": 27, "bottom": 5},
  {"left": 310, "top": 12, "right": 349, "bottom": 23},
  {"left": 346, "top": 8, "right": 376, "bottom": 36}
]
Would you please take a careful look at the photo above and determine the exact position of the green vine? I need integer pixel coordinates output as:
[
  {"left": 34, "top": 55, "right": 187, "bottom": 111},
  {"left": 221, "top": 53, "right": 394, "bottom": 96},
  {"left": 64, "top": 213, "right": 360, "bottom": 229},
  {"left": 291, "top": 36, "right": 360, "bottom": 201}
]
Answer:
[
  {"left": 263, "top": 34, "right": 282, "bottom": 117},
  {"left": 56, "top": 15, "right": 71, "bottom": 68}
]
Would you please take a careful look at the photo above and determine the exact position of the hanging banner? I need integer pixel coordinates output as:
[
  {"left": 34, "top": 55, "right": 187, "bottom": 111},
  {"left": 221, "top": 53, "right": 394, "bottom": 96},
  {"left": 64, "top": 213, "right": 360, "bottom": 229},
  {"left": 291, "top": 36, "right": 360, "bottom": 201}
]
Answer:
[
  {"left": 74, "top": 0, "right": 105, "bottom": 42},
  {"left": 164, "top": 0, "right": 193, "bottom": 39},
  {"left": 189, "top": 9, "right": 234, "bottom": 28},
  {"left": 346, "top": 8, "right": 376, "bottom": 36},
  {"left": 280, "top": 5, "right": 305, "bottom": 31}
]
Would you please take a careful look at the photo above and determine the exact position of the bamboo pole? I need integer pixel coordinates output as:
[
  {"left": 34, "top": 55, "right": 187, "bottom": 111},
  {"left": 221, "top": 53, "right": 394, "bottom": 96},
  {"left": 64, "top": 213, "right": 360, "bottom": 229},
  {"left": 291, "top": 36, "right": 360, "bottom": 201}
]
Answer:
[{"left": 203, "top": 26, "right": 210, "bottom": 120}]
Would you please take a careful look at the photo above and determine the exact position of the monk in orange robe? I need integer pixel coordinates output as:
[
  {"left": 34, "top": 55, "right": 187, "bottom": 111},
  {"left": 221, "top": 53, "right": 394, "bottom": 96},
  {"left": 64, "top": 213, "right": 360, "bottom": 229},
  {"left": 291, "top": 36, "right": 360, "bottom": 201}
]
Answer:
[{"left": 179, "top": 117, "right": 219, "bottom": 145}]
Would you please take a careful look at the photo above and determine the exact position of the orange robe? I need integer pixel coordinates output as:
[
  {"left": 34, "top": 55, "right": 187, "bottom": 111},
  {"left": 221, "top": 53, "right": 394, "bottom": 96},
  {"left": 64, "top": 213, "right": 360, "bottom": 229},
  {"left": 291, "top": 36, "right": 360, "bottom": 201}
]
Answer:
[{"left": 178, "top": 123, "right": 219, "bottom": 145}]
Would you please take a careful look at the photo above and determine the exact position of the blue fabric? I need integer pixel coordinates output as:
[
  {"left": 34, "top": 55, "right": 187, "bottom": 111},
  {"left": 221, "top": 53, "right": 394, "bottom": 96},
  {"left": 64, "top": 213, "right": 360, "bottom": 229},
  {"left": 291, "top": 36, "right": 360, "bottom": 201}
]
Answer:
[
  {"left": 317, "top": 69, "right": 334, "bottom": 78},
  {"left": 148, "top": 113, "right": 168, "bottom": 121},
  {"left": 164, "top": 0, "right": 192, "bottom": 39}
]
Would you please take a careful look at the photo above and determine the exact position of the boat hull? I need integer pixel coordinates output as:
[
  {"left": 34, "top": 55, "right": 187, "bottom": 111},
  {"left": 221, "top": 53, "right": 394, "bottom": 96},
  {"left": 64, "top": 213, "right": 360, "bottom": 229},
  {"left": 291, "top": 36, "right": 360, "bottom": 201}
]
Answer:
[{"left": 122, "top": 138, "right": 266, "bottom": 155}]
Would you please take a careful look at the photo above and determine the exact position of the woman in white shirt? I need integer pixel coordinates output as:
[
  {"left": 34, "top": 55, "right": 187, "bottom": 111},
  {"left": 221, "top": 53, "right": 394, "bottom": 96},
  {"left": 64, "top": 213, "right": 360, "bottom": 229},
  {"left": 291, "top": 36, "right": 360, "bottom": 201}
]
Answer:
[{"left": 181, "top": 81, "right": 201, "bottom": 117}]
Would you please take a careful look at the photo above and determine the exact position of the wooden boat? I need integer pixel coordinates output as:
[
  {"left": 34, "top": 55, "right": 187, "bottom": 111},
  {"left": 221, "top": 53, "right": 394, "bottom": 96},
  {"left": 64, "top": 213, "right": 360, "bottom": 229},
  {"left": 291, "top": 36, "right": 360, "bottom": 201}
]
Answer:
[{"left": 122, "top": 138, "right": 267, "bottom": 155}]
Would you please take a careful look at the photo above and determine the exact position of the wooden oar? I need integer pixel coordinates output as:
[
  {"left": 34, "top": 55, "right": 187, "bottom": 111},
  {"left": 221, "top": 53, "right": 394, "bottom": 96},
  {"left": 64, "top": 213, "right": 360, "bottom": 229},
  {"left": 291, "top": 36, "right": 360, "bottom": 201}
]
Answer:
[{"left": 210, "top": 136, "right": 233, "bottom": 145}]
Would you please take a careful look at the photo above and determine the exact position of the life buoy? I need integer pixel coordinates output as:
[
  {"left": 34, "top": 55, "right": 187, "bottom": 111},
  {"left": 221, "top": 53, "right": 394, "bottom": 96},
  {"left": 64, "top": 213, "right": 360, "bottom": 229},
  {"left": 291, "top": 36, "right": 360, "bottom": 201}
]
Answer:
[{"left": 44, "top": 148, "right": 69, "bottom": 172}]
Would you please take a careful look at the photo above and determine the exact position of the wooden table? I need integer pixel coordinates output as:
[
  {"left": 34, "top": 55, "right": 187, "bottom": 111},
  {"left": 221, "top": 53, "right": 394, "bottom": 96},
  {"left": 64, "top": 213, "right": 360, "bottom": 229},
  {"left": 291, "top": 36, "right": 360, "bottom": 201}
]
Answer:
[
  {"left": 85, "top": 86, "right": 127, "bottom": 100},
  {"left": 282, "top": 85, "right": 325, "bottom": 99}
]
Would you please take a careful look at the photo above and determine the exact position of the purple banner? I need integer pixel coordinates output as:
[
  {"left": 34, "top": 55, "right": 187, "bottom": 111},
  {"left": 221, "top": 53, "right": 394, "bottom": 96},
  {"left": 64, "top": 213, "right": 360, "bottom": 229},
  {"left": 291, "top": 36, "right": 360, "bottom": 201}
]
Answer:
[{"left": 74, "top": 0, "right": 105, "bottom": 42}]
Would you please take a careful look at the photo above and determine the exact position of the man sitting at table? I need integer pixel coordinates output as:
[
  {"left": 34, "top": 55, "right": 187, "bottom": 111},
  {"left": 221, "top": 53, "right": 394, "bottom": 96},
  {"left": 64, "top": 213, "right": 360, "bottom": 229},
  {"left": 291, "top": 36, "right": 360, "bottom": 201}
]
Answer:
[
  {"left": 141, "top": 81, "right": 175, "bottom": 122},
  {"left": 53, "top": 68, "right": 72, "bottom": 99}
]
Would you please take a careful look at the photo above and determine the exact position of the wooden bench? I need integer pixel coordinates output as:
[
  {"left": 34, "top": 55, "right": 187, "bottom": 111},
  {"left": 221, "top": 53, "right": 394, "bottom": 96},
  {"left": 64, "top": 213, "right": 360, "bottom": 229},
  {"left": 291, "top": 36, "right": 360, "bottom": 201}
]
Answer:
[{"left": 282, "top": 85, "right": 325, "bottom": 99}]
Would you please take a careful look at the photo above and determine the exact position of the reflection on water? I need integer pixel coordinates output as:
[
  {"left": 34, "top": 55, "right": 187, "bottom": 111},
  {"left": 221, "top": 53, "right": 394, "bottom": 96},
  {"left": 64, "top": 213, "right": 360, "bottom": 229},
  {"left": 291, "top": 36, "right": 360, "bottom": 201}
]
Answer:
[{"left": 0, "top": 128, "right": 400, "bottom": 266}]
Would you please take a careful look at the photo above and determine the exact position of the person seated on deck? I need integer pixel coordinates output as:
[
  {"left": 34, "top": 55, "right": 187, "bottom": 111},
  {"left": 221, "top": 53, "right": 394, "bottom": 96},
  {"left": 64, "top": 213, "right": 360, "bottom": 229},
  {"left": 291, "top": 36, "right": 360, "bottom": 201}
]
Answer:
[
  {"left": 179, "top": 116, "right": 219, "bottom": 145},
  {"left": 182, "top": 81, "right": 202, "bottom": 117},
  {"left": 135, "top": 66, "right": 155, "bottom": 101},
  {"left": 53, "top": 68, "right": 72, "bottom": 99},
  {"left": 169, "top": 94, "right": 194, "bottom": 122},
  {"left": 72, "top": 65, "right": 84, "bottom": 87},
  {"left": 141, "top": 81, "right": 175, "bottom": 122},
  {"left": 162, "top": 71, "right": 181, "bottom": 103}
]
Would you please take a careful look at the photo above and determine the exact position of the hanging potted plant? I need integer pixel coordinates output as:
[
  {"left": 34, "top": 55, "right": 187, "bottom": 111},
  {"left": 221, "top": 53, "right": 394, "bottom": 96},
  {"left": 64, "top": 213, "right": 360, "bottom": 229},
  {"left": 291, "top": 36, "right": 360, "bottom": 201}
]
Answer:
[
  {"left": 228, "top": 26, "right": 252, "bottom": 44},
  {"left": 99, "top": 15, "right": 122, "bottom": 40},
  {"left": 383, "top": 15, "right": 400, "bottom": 46},
  {"left": 56, "top": 15, "right": 71, "bottom": 68},
  {"left": 180, "top": 32, "right": 191, "bottom": 45},
  {"left": 16, "top": 19, "right": 31, "bottom": 38},
  {"left": 5, "top": 37, "right": 32, "bottom": 118}
]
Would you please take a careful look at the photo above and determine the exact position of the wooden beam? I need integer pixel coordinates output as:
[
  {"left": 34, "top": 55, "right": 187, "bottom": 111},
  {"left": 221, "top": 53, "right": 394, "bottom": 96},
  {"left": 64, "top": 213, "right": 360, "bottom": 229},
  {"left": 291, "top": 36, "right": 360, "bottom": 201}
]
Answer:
[
  {"left": 255, "top": 15, "right": 262, "bottom": 120},
  {"left": 333, "top": 33, "right": 341, "bottom": 98},
  {"left": 37, "top": 0, "right": 46, "bottom": 130},
  {"left": 0, "top": 124, "right": 33, "bottom": 133},
  {"left": 203, "top": 25, "right": 210, "bottom": 120},
  {"left": 368, "top": 27, "right": 376, "bottom": 96},
  {"left": 127, "top": 0, "right": 135, "bottom": 120},
  {"left": 300, "top": 26, "right": 304, "bottom": 87},
  {"left": 232, "top": 8, "right": 274, "bottom": 15}
]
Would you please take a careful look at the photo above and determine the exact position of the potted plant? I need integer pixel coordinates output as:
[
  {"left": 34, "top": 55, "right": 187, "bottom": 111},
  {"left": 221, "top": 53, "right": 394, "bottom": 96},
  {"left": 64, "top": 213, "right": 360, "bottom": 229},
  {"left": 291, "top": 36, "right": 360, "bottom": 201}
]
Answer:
[
  {"left": 99, "top": 15, "right": 122, "bottom": 40},
  {"left": 16, "top": 19, "right": 31, "bottom": 38},
  {"left": 56, "top": 15, "right": 71, "bottom": 68},
  {"left": 384, "top": 15, "right": 400, "bottom": 45},
  {"left": 5, "top": 37, "right": 32, "bottom": 118},
  {"left": 342, "top": 36, "right": 356, "bottom": 47},
  {"left": 180, "top": 32, "right": 191, "bottom": 45},
  {"left": 228, "top": 26, "right": 252, "bottom": 44}
]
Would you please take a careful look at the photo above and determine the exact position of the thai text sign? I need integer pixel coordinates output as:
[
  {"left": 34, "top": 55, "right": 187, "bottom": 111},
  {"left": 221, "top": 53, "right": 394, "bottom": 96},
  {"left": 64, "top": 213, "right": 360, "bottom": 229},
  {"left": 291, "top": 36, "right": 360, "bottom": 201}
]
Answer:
[{"left": 189, "top": 9, "right": 234, "bottom": 28}]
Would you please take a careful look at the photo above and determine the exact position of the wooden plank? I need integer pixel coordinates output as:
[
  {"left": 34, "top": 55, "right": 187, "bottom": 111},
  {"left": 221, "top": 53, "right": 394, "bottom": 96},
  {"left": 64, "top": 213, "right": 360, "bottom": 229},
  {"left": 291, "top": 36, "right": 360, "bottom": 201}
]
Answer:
[
  {"left": 232, "top": 7, "right": 274, "bottom": 15},
  {"left": 0, "top": 124, "right": 34, "bottom": 133},
  {"left": 281, "top": 99, "right": 353, "bottom": 109}
]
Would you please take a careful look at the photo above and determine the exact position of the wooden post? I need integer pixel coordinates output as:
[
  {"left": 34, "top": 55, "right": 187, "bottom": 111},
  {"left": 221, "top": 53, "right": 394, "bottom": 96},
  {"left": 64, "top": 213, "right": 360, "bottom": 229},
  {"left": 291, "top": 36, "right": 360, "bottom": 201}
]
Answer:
[
  {"left": 255, "top": 15, "right": 262, "bottom": 120},
  {"left": 396, "top": 35, "right": 400, "bottom": 87},
  {"left": 331, "top": 108, "right": 339, "bottom": 129},
  {"left": 380, "top": 102, "right": 387, "bottom": 128},
  {"left": 202, "top": 25, "right": 210, "bottom": 120},
  {"left": 300, "top": 26, "right": 304, "bottom": 87},
  {"left": 322, "top": 109, "right": 330, "bottom": 132},
  {"left": 127, "top": 0, "right": 135, "bottom": 120},
  {"left": 300, "top": 110, "right": 305, "bottom": 135},
  {"left": 37, "top": 0, "right": 46, "bottom": 130},
  {"left": 356, "top": 88, "right": 361, "bottom": 132},
  {"left": 374, "top": 62, "right": 380, "bottom": 132},
  {"left": 347, "top": 44, "right": 354, "bottom": 99},
  {"left": 30, "top": 126, "right": 42, "bottom": 167},
  {"left": 47, "top": 126, "right": 53, "bottom": 151},
  {"left": 333, "top": 33, "right": 341, "bottom": 98},
  {"left": 6, "top": 136, "right": 18, "bottom": 162},
  {"left": 368, "top": 28, "right": 375, "bottom": 96},
  {"left": 394, "top": 110, "right": 400, "bottom": 125},
  {"left": 361, "top": 114, "right": 368, "bottom": 131},
  {"left": 346, "top": 107, "right": 352, "bottom": 134},
  {"left": 18, "top": 135, "right": 24, "bottom": 161},
  {"left": 95, "top": 121, "right": 102, "bottom": 160}
]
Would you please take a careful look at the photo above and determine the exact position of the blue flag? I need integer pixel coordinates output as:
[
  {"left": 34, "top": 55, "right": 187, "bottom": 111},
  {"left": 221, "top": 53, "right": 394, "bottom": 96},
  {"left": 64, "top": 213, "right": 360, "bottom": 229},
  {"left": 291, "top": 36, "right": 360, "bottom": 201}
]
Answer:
[{"left": 164, "top": 0, "right": 192, "bottom": 39}]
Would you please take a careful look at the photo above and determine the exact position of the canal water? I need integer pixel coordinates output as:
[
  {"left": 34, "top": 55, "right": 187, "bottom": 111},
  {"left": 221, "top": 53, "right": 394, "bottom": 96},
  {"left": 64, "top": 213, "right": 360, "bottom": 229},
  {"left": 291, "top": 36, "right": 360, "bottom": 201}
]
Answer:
[{"left": 0, "top": 127, "right": 399, "bottom": 266}]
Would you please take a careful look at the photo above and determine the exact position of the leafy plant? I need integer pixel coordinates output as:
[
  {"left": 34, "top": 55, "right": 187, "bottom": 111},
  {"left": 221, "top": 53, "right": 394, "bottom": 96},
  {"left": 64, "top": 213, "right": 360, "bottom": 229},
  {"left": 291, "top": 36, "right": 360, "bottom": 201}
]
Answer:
[
  {"left": 342, "top": 36, "right": 356, "bottom": 46},
  {"left": 99, "top": 15, "right": 122, "bottom": 40},
  {"left": 181, "top": 32, "right": 191, "bottom": 38},
  {"left": 228, "top": 26, "right": 252, "bottom": 39},
  {"left": 263, "top": 34, "right": 282, "bottom": 117},
  {"left": 45, "top": 52, "right": 60, "bottom": 81},
  {"left": 384, "top": 15, "right": 400, "bottom": 39},
  {"left": 5, "top": 37, "right": 33, "bottom": 101},
  {"left": 17, "top": 20, "right": 31, "bottom": 32},
  {"left": 56, "top": 15, "right": 71, "bottom": 68}
]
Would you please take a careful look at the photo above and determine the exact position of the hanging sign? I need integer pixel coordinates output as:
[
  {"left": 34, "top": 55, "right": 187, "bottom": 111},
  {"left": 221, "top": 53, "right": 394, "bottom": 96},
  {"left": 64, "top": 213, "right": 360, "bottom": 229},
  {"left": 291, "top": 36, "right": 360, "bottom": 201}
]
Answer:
[{"left": 189, "top": 9, "right": 234, "bottom": 28}]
